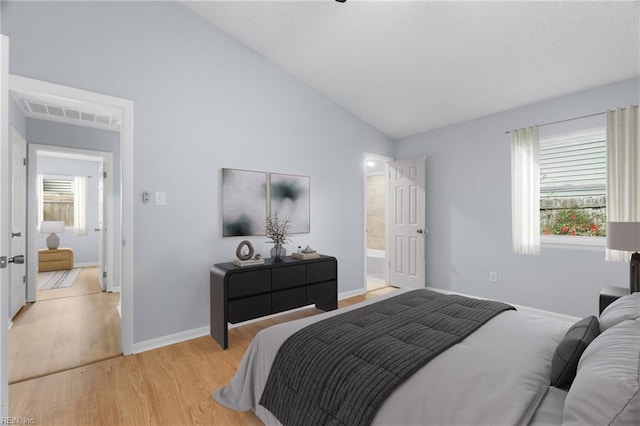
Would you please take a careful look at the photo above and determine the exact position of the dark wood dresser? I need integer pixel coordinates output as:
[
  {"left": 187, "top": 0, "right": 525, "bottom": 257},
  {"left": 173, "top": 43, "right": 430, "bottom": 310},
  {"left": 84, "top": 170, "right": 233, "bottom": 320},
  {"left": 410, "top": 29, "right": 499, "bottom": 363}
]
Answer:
[{"left": 210, "top": 255, "right": 337, "bottom": 349}]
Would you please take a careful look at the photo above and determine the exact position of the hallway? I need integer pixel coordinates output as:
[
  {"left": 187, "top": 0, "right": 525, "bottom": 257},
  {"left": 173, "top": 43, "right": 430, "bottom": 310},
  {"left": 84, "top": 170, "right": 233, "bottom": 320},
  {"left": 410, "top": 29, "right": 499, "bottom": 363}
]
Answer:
[{"left": 8, "top": 266, "right": 121, "bottom": 383}]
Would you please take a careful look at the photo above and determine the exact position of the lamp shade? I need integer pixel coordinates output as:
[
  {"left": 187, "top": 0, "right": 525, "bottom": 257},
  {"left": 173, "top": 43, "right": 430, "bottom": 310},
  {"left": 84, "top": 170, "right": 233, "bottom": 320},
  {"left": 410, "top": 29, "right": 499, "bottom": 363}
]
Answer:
[
  {"left": 607, "top": 222, "right": 640, "bottom": 252},
  {"left": 40, "top": 221, "right": 65, "bottom": 234}
]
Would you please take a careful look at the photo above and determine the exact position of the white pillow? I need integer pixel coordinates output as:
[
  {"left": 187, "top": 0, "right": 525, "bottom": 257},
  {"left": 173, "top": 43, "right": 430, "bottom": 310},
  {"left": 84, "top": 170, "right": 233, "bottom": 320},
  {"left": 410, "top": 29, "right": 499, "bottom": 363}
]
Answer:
[
  {"left": 563, "top": 319, "right": 640, "bottom": 426},
  {"left": 599, "top": 292, "right": 640, "bottom": 331}
]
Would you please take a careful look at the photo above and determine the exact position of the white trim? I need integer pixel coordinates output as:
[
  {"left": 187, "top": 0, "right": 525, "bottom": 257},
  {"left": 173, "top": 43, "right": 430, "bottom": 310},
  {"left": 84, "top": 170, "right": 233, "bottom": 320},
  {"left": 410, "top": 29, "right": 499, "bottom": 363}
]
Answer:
[
  {"left": 73, "top": 262, "right": 99, "bottom": 268},
  {"left": 132, "top": 288, "right": 367, "bottom": 354},
  {"left": 28, "top": 145, "right": 114, "bottom": 299},
  {"left": 426, "top": 286, "right": 580, "bottom": 324},
  {"left": 541, "top": 234, "right": 606, "bottom": 251},
  {"left": 339, "top": 288, "right": 366, "bottom": 299},
  {"left": 133, "top": 325, "right": 210, "bottom": 354},
  {"left": 13, "top": 75, "right": 134, "bottom": 356},
  {"left": 1, "top": 34, "right": 10, "bottom": 417},
  {"left": 132, "top": 285, "right": 580, "bottom": 355},
  {"left": 512, "top": 303, "right": 580, "bottom": 324}
]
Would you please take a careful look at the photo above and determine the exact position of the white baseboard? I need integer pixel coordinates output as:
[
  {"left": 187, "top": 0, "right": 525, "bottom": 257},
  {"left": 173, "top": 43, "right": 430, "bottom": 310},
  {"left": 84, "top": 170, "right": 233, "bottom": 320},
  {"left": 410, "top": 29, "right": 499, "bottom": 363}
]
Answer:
[
  {"left": 74, "top": 262, "right": 99, "bottom": 268},
  {"left": 426, "top": 286, "right": 580, "bottom": 324},
  {"left": 133, "top": 325, "right": 210, "bottom": 354},
  {"left": 132, "top": 287, "right": 368, "bottom": 354},
  {"left": 338, "top": 288, "right": 366, "bottom": 299}
]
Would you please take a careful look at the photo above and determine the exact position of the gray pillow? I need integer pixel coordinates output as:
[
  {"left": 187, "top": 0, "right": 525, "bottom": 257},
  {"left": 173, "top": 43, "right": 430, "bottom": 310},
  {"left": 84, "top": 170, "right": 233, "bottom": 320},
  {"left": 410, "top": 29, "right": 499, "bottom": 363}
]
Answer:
[
  {"left": 599, "top": 292, "right": 640, "bottom": 331},
  {"left": 550, "top": 316, "right": 600, "bottom": 388},
  {"left": 563, "top": 319, "right": 640, "bottom": 426}
]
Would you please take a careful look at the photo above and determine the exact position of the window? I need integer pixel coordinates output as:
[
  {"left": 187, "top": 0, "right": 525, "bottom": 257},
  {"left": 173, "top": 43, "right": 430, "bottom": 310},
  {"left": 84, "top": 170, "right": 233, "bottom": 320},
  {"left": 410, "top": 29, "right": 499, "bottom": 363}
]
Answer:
[
  {"left": 42, "top": 177, "right": 74, "bottom": 227},
  {"left": 539, "top": 128, "right": 606, "bottom": 238}
]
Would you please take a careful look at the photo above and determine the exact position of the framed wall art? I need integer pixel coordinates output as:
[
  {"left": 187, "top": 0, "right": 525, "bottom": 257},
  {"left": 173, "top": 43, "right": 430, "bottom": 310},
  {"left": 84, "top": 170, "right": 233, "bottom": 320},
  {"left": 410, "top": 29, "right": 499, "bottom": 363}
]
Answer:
[
  {"left": 269, "top": 173, "right": 310, "bottom": 234},
  {"left": 222, "top": 168, "right": 267, "bottom": 237}
]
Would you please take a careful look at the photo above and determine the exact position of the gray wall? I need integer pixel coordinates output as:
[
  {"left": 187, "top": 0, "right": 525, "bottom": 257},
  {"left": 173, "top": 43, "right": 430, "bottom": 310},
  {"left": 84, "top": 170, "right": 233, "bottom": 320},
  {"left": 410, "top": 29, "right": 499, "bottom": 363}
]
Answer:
[
  {"left": 27, "top": 119, "right": 122, "bottom": 286},
  {"left": 1, "top": 1, "right": 393, "bottom": 343},
  {"left": 395, "top": 78, "right": 640, "bottom": 318},
  {"left": 36, "top": 156, "right": 100, "bottom": 265}
]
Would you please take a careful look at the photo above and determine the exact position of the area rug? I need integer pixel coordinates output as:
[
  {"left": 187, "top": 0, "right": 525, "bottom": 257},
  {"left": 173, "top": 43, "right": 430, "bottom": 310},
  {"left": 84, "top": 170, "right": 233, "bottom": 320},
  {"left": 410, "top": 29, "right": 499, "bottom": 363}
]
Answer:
[{"left": 38, "top": 268, "right": 81, "bottom": 290}]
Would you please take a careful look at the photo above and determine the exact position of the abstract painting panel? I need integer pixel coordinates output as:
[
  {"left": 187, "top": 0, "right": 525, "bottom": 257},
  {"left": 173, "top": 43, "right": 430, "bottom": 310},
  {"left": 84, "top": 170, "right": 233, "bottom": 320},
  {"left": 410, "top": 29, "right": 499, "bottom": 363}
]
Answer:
[
  {"left": 222, "top": 168, "right": 267, "bottom": 237},
  {"left": 269, "top": 173, "right": 310, "bottom": 234}
]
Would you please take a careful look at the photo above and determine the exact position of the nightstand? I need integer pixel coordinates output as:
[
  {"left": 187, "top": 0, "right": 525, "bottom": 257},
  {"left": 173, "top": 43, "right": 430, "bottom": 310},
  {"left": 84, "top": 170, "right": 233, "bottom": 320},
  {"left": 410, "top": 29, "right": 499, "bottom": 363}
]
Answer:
[
  {"left": 38, "top": 248, "right": 74, "bottom": 272},
  {"left": 599, "top": 286, "right": 629, "bottom": 315}
]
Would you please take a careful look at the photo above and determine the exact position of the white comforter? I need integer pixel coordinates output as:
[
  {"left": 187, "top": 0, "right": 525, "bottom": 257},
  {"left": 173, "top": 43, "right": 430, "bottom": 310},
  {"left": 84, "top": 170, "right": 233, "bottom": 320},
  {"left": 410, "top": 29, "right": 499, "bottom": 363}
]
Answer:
[{"left": 214, "top": 289, "right": 570, "bottom": 425}]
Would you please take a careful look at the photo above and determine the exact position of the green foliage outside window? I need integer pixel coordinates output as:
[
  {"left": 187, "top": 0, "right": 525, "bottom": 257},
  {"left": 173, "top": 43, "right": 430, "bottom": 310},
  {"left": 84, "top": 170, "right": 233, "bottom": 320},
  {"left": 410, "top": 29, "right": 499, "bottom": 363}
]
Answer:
[{"left": 541, "top": 206, "right": 606, "bottom": 237}]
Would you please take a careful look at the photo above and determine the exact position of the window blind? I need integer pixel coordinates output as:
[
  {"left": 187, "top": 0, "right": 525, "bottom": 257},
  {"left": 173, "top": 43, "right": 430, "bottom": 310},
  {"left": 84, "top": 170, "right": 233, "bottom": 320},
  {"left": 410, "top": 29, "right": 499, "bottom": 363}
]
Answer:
[
  {"left": 540, "top": 129, "right": 606, "bottom": 199},
  {"left": 43, "top": 178, "right": 73, "bottom": 194}
]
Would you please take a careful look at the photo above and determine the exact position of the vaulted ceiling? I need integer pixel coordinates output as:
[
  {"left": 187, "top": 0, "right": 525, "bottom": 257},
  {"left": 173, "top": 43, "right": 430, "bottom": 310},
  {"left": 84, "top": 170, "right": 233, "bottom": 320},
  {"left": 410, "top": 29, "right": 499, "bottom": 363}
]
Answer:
[{"left": 184, "top": 0, "right": 640, "bottom": 139}]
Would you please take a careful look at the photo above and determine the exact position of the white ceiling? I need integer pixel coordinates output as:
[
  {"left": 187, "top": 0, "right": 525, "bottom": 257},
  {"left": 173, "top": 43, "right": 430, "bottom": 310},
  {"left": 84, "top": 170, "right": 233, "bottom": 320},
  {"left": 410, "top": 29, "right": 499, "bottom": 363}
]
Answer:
[{"left": 184, "top": 0, "right": 640, "bottom": 139}]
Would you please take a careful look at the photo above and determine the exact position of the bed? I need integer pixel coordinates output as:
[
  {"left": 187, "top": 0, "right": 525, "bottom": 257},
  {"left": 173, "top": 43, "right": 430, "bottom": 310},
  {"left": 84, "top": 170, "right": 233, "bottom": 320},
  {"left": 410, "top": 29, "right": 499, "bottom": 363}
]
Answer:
[{"left": 213, "top": 288, "right": 640, "bottom": 425}]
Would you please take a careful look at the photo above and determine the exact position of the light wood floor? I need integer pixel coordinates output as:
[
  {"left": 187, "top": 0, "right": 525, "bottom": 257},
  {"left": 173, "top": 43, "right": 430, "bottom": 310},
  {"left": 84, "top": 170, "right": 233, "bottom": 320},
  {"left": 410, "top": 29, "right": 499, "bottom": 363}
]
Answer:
[
  {"left": 9, "top": 286, "right": 397, "bottom": 426},
  {"left": 8, "top": 267, "right": 121, "bottom": 384}
]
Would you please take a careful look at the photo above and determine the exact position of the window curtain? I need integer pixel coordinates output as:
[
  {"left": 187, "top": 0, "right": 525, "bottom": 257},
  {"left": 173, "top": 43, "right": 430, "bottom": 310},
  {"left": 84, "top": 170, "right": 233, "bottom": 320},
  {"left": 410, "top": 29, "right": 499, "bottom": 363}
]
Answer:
[
  {"left": 37, "top": 172, "right": 44, "bottom": 234},
  {"left": 511, "top": 126, "right": 540, "bottom": 255},
  {"left": 73, "top": 175, "right": 88, "bottom": 236},
  {"left": 606, "top": 105, "right": 640, "bottom": 262}
]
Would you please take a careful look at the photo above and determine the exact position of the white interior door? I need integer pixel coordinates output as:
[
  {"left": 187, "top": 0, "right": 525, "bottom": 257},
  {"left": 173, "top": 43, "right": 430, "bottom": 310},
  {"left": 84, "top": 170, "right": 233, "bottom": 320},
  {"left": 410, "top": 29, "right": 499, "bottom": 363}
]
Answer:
[
  {"left": 388, "top": 156, "right": 426, "bottom": 289},
  {"left": 10, "top": 128, "right": 27, "bottom": 318},
  {"left": 1, "top": 33, "right": 11, "bottom": 418}
]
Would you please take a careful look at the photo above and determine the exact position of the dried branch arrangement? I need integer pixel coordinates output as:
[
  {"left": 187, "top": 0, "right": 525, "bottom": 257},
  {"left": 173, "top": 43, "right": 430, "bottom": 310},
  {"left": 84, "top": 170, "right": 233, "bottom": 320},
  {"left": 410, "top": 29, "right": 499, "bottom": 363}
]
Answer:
[{"left": 265, "top": 213, "right": 292, "bottom": 246}]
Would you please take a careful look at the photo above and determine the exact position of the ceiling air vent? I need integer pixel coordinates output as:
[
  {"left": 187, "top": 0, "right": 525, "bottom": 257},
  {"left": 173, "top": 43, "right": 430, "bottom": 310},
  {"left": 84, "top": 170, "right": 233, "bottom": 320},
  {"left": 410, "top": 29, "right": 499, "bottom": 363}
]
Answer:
[
  {"left": 65, "top": 109, "right": 80, "bottom": 119},
  {"left": 47, "top": 106, "right": 65, "bottom": 117},
  {"left": 81, "top": 112, "right": 96, "bottom": 122},
  {"left": 12, "top": 92, "right": 120, "bottom": 131},
  {"left": 28, "top": 102, "right": 48, "bottom": 114}
]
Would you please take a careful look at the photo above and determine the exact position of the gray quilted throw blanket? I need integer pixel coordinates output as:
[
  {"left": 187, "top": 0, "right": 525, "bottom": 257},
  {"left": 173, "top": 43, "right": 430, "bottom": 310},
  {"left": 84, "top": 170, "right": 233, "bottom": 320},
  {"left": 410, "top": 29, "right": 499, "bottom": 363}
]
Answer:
[{"left": 260, "top": 289, "right": 515, "bottom": 426}]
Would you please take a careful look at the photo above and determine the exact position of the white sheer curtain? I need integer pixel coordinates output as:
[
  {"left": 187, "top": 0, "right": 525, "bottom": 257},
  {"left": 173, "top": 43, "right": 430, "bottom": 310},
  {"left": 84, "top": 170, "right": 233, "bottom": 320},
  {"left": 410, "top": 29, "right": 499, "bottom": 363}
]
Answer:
[
  {"left": 511, "top": 126, "right": 540, "bottom": 255},
  {"left": 606, "top": 105, "right": 640, "bottom": 262},
  {"left": 37, "top": 173, "right": 44, "bottom": 234},
  {"left": 73, "top": 175, "right": 88, "bottom": 236}
]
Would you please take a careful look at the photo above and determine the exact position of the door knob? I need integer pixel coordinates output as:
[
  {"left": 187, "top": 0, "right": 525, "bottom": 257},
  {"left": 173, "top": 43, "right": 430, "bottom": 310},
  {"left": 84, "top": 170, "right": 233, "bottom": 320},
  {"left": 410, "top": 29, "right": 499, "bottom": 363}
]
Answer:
[
  {"left": 416, "top": 229, "right": 424, "bottom": 234},
  {"left": 94, "top": 228, "right": 101, "bottom": 232},
  {"left": 12, "top": 232, "right": 21, "bottom": 238},
  {"left": 9, "top": 255, "right": 25, "bottom": 264}
]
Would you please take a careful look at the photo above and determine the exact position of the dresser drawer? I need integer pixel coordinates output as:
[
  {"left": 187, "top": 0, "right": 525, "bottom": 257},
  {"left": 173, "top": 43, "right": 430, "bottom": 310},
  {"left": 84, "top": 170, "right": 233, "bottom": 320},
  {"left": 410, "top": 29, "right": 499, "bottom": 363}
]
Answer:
[
  {"left": 307, "top": 260, "right": 336, "bottom": 283},
  {"left": 228, "top": 270, "right": 270, "bottom": 299},
  {"left": 307, "top": 280, "right": 337, "bottom": 305},
  {"left": 40, "top": 251, "right": 66, "bottom": 262},
  {"left": 228, "top": 294, "right": 271, "bottom": 323},
  {"left": 272, "top": 287, "right": 307, "bottom": 314},
  {"left": 272, "top": 265, "right": 306, "bottom": 291}
]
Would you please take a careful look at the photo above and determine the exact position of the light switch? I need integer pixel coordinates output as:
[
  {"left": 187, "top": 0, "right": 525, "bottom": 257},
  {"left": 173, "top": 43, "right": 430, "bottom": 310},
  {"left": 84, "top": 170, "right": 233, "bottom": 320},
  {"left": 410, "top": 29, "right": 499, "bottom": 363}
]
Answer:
[{"left": 155, "top": 191, "right": 166, "bottom": 206}]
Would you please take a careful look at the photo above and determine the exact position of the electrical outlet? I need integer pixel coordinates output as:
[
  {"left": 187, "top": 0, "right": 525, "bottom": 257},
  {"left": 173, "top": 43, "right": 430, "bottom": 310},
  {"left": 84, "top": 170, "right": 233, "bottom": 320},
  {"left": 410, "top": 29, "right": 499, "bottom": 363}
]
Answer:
[{"left": 489, "top": 272, "right": 498, "bottom": 283}]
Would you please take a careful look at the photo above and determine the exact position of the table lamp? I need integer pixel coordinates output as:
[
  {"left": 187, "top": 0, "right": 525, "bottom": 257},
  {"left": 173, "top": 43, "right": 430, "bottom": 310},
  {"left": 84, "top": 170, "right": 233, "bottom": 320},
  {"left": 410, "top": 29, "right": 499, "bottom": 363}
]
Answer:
[
  {"left": 40, "top": 220, "right": 65, "bottom": 250},
  {"left": 606, "top": 221, "right": 640, "bottom": 293}
]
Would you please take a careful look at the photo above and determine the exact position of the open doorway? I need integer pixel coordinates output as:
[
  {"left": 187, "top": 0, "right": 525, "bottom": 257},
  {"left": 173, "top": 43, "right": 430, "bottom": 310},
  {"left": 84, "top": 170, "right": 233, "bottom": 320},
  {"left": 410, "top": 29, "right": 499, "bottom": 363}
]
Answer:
[
  {"left": 6, "top": 77, "right": 126, "bottom": 383},
  {"left": 364, "top": 153, "right": 393, "bottom": 291}
]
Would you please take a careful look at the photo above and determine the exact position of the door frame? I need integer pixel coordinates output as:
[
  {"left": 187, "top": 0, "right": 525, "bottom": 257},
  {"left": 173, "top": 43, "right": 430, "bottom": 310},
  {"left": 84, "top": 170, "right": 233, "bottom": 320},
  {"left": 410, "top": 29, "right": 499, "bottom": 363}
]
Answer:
[
  {"left": 10, "top": 127, "right": 27, "bottom": 319},
  {"left": 1, "top": 33, "right": 11, "bottom": 417},
  {"left": 8, "top": 74, "right": 134, "bottom": 356},
  {"left": 363, "top": 152, "right": 393, "bottom": 291},
  {"left": 27, "top": 145, "right": 114, "bottom": 297}
]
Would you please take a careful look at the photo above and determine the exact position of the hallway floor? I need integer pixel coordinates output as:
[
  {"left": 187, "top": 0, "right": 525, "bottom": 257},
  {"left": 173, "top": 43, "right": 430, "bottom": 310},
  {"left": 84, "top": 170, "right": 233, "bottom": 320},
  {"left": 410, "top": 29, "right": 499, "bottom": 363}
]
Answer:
[{"left": 8, "top": 267, "right": 121, "bottom": 383}]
